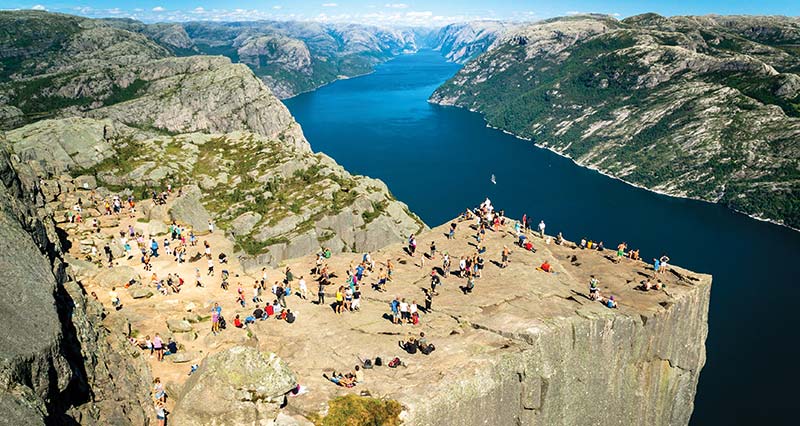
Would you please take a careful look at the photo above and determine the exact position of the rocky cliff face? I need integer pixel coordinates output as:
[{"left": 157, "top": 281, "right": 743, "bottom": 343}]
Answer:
[
  {"left": 431, "top": 21, "right": 514, "bottom": 63},
  {"left": 404, "top": 270, "right": 710, "bottom": 425},
  {"left": 6, "top": 119, "right": 426, "bottom": 268},
  {"left": 178, "top": 21, "right": 418, "bottom": 98},
  {"left": 430, "top": 14, "right": 800, "bottom": 229},
  {"left": 0, "top": 143, "right": 152, "bottom": 425}
]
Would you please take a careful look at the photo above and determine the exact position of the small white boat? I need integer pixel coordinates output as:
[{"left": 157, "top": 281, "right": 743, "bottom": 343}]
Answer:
[{"left": 491, "top": 174, "right": 496, "bottom": 184}]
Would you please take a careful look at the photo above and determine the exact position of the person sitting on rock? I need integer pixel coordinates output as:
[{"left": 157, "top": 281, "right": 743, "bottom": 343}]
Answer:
[
  {"left": 524, "top": 240, "right": 534, "bottom": 252},
  {"left": 538, "top": 261, "right": 552, "bottom": 273},
  {"left": 605, "top": 296, "right": 618, "bottom": 309},
  {"left": 418, "top": 332, "right": 435, "bottom": 355},
  {"left": 253, "top": 305, "right": 266, "bottom": 321},
  {"left": 165, "top": 338, "right": 178, "bottom": 355},
  {"left": 399, "top": 335, "right": 418, "bottom": 354},
  {"left": 233, "top": 314, "right": 243, "bottom": 328}
]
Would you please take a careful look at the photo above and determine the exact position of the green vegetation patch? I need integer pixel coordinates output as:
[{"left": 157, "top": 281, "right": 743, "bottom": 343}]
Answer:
[{"left": 308, "top": 394, "right": 402, "bottom": 426}]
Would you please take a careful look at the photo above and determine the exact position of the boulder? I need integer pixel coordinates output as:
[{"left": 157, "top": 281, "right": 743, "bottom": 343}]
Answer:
[
  {"left": 169, "top": 185, "right": 212, "bottom": 234},
  {"left": 171, "top": 346, "right": 296, "bottom": 426},
  {"left": 129, "top": 288, "right": 153, "bottom": 299},
  {"left": 166, "top": 319, "right": 193, "bottom": 333},
  {"left": 74, "top": 175, "right": 97, "bottom": 190},
  {"left": 231, "top": 212, "right": 262, "bottom": 236},
  {"left": 92, "top": 266, "right": 139, "bottom": 288},
  {"left": 170, "top": 351, "right": 199, "bottom": 364}
]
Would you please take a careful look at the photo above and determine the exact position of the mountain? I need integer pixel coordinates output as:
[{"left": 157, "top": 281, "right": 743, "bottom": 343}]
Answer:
[
  {"left": 430, "top": 14, "right": 800, "bottom": 229},
  {"left": 430, "top": 21, "right": 515, "bottom": 63},
  {"left": 161, "top": 21, "right": 418, "bottom": 98}
]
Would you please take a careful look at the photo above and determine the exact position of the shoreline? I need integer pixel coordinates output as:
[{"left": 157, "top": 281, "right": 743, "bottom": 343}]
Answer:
[{"left": 442, "top": 102, "right": 798, "bottom": 233}]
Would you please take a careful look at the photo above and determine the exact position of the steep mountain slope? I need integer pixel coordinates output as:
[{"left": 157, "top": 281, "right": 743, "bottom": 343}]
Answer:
[
  {"left": 431, "top": 21, "right": 514, "bottom": 63},
  {"left": 431, "top": 14, "right": 800, "bottom": 229},
  {"left": 173, "top": 21, "right": 418, "bottom": 98}
]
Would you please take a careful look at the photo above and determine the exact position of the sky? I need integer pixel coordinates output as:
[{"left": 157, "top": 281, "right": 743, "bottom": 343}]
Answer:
[{"left": 3, "top": 1, "right": 798, "bottom": 26}]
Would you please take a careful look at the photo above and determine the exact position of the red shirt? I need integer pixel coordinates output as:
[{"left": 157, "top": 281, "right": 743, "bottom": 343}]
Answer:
[
  {"left": 234, "top": 318, "right": 242, "bottom": 327},
  {"left": 540, "top": 262, "right": 551, "bottom": 272}
]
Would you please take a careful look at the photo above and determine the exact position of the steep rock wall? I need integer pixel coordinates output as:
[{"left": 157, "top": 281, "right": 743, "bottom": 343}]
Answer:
[
  {"left": 0, "top": 144, "right": 152, "bottom": 425},
  {"left": 404, "top": 274, "right": 710, "bottom": 425}
]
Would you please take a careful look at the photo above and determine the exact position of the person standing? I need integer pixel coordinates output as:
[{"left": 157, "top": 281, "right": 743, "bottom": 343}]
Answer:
[
  {"left": 208, "top": 219, "right": 214, "bottom": 234},
  {"left": 538, "top": 220, "right": 546, "bottom": 238}
]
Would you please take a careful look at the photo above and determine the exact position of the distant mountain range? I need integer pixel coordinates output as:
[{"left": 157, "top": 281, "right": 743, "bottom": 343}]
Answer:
[{"left": 431, "top": 13, "right": 800, "bottom": 229}]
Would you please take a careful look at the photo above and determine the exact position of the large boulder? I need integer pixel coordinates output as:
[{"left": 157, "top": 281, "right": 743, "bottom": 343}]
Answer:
[
  {"left": 166, "top": 319, "right": 193, "bottom": 333},
  {"left": 91, "top": 266, "right": 139, "bottom": 288},
  {"left": 169, "top": 184, "right": 212, "bottom": 234},
  {"left": 171, "top": 346, "right": 297, "bottom": 426}
]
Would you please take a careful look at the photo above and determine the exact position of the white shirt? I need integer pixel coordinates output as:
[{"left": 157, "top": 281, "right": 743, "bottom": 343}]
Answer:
[
  {"left": 399, "top": 302, "right": 409, "bottom": 312},
  {"left": 539, "top": 221, "right": 546, "bottom": 231},
  {"left": 409, "top": 304, "right": 418, "bottom": 314},
  {"left": 298, "top": 278, "right": 307, "bottom": 290}
]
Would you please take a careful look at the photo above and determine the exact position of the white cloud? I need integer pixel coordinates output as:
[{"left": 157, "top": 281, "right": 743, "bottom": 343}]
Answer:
[
  {"left": 406, "top": 11, "right": 433, "bottom": 18},
  {"left": 273, "top": 5, "right": 282, "bottom": 9},
  {"left": 193, "top": 7, "right": 205, "bottom": 13},
  {"left": 31, "top": 4, "right": 46, "bottom": 10},
  {"left": 322, "top": 3, "right": 338, "bottom": 7},
  {"left": 152, "top": 6, "right": 165, "bottom": 12},
  {"left": 384, "top": 3, "right": 408, "bottom": 8}
]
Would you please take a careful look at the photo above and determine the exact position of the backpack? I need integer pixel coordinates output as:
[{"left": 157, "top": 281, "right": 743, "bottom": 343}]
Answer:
[
  {"left": 286, "top": 313, "right": 296, "bottom": 323},
  {"left": 218, "top": 316, "right": 227, "bottom": 329},
  {"left": 421, "top": 344, "right": 435, "bottom": 355},
  {"left": 363, "top": 359, "right": 373, "bottom": 369},
  {"left": 388, "top": 357, "right": 401, "bottom": 368},
  {"left": 374, "top": 357, "right": 383, "bottom": 367}
]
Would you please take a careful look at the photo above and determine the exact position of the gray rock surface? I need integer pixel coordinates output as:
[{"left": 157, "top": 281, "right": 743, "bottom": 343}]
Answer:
[
  {"left": 0, "top": 144, "right": 152, "bottom": 424},
  {"left": 171, "top": 346, "right": 297, "bottom": 425},
  {"left": 169, "top": 185, "right": 212, "bottom": 234}
]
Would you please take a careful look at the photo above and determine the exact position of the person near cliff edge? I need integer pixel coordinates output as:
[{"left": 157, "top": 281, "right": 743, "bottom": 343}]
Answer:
[{"left": 538, "top": 220, "right": 546, "bottom": 238}]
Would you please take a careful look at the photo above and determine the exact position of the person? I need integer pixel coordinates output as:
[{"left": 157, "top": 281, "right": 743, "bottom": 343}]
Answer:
[
  {"left": 523, "top": 238, "right": 534, "bottom": 251},
  {"left": 335, "top": 286, "right": 344, "bottom": 314},
  {"left": 429, "top": 241, "right": 437, "bottom": 259},
  {"left": 166, "top": 338, "right": 178, "bottom": 355},
  {"left": 539, "top": 261, "right": 552, "bottom": 273},
  {"left": 109, "top": 287, "right": 121, "bottom": 309},
  {"left": 354, "top": 365, "right": 364, "bottom": 383},
  {"left": 352, "top": 286, "right": 361, "bottom": 311},
  {"left": 376, "top": 268, "right": 388, "bottom": 292},
  {"left": 408, "top": 234, "right": 417, "bottom": 256},
  {"left": 606, "top": 296, "right": 618, "bottom": 309},
  {"left": 448, "top": 222, "right": 456, "bottom": 239},
  {"left": 390, "top": 297, "right": 400, "bottom": 324},
  {"left": 659, "top": 255, "right": 670, "bottom": 274},
  {"left": 323, "top": 371, "right": 355, "bottom": 387},
  {"left": 317, "top": 280, "right": 326, "bottom": 305},
  {"left": 387, "top": 259, "right": 394, "bottom": 281},
  {"left": 466, "top": 274, "right": 475, "bottom": 293},
  {"left": 409, "top": 300, "right": 419, "bottom": 325},
  {"left": 418, "top": 332, "right": 435, "bottom": 355},
  {"left": 208, "top": 219, "right": 214, "bottom": 234},
  {"left": 615, "top": 242, "right": 627, "bottom": 263},
  {"left": 285, "top": 309, "right": 296, "bottom": 323},
  {"left": 653, "top": 258, "right": 661, "bottom": 274},
  {"left": 234, "top": 315, "right": 243, "bottom": 328},
  {"left": 430, "top": 269, "right": 441, "bottom": 295},
  {"left": 153, "top": 333, "right": 164, "bottom": 361},
  {"left": 589, "top": 276, "right": 600, "bottom": 300},
  {"left": 253, "top": 305, "right": 265, "bottom": 321},
  {"left": 538, "top": 220, "right": 546, "bottom": 238},
  {"left": 501, "top": 245, "right": 510, "bottom": 268},
  {"left": 556, "top": 232, "right": 564, "bottom": 245},
  {"left": 211, "top": 303, "right": 221, "bottom": 335},
  {"left": 298, "top": 276, "right": 308, "bottom": 300},
  {"left": 153, "top": 377, "right": 166, "bottom": 402},
  {"left": 400, "top": 334, "right": 418, "bottom": 354},
  {"left": 155, "top": 399, "right": 167, "bottom": 426},
  {"left": 399, "top": 298, "right": 410, "bottom": 323}
]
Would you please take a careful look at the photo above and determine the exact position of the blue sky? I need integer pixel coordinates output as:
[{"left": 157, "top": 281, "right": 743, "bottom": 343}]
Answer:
[{"left": 5, "top": 1, "right": 799, "bottom": 25}]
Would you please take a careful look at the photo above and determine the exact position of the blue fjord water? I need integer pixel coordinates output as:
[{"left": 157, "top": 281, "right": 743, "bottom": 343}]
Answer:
[{"left": 285, "top": 49, "right": 800, "bottom": 425}]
